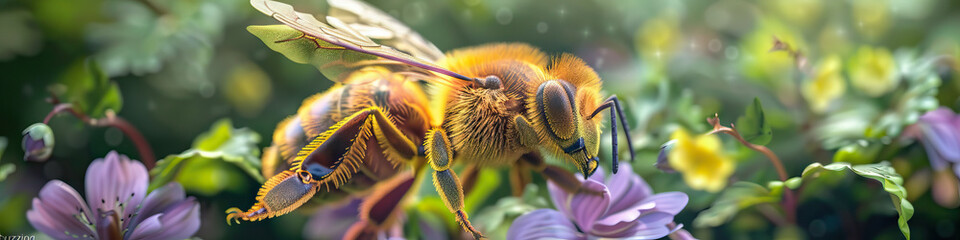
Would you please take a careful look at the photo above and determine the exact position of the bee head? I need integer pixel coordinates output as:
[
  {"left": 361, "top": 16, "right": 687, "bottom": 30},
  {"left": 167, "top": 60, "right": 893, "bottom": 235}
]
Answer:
[{"left": 535, "top": 79, "right": 602, "bottom": 178}]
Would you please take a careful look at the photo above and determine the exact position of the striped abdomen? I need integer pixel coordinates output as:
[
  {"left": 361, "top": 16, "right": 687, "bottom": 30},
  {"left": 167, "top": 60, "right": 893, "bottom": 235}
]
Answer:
[{"left": 261, "top": 67, "right": 430, "bottom": 202}]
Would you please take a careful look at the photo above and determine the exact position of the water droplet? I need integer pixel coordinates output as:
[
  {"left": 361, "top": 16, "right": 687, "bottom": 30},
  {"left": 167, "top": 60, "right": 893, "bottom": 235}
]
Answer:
[
  {"left": 724, "top": 46, "right": 739, "bottom": 60},
  {"left": 105, "top": 127, "right": 123, "bottom": 146},
  {"left": 537, "top": 22, "right": 549, "bottom": 33},
  {"left": 708, "top": 39, "right": 722, "bottom": 53},
  {"left": 809, "top": 219, "right": 826, "bottom": 237},
  {"left": 496, "top": 8, "right": 513, "bottom": 25}
]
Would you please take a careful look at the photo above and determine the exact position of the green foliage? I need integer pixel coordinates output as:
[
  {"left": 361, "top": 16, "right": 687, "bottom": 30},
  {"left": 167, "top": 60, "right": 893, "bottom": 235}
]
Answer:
[
  {"left": 247, "top": 25, "right": 377, "bottom": 81},
  {"left": 471, "top": 183, "right": 551, "bottom": 239},
  {"left": 832, "top": 142, "right": 883, "bottom": 164},
  {"left": 814, "top": 51, "right": 941, "bottom": 150},
  {"left": 0, "top": 137, "right": 13, "bottom": 182},
  {"left": 736, "top": 98, "right": 773, "bottom": 145},
  {"left": 800, "top": 162, "right": 913, "bottom": 239},
  {"left": 89, "top": 0, "right": 245, "bottom": 92},
  {"left": 693, "top": 182, "right": 781, "bottom": 228},
  {"left": 464, "top": 169, "right": 501, "bottom": 212},
  {"left": 149, "top": 119, "right": 264, "bottom": 195},
  {"left": 0, "top": 10, "right": 41, "bottom": 60},
  {"left": 59, "top": 60, "right": 123, "bottom": 118}
]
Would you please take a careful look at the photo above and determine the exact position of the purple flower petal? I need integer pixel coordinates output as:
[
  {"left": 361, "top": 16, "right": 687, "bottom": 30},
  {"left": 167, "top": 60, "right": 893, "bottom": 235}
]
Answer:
[
  {"left": 606, "top": 163, "right": 653, "bottom": 213},
  {"left": 27, "top": 180, "right": 97, "bottom": 239},
  {"left": 592, "top": 192, "right": 688, "bottom": 237},
  {"left": 642, "top": 192, "right": 689, "bottom": 215},
  {"left": 304, "top": 198, "right": 362, "bottom": 240},
  {"left": 588, "top": 165, "right": 606, "bottom": 184},
  {"left": 919, "top": 107, "right": 956, "bottom": 124},
  {"left": 548, "top": 178, "right": 574, "bottom": 218},
  {"left": 126, "top": 182, "right": 186, "bottom": 233},
  {"left": 917, "top": 108, "right": 960, "bottom": 167},
  {"left": 668, "top": 224, "right": 698, "bottom": 240},
  {"left": 127, "top": 197, "right": 201, "bottom": 240},
  {"left": 593, "top": 212, "right": 675, "bottom": 238},
  {"left": 127, "top": 215, "right": 163, "bottom": 240},
  {"left": 568, "top": 180, "right": 610, "bottom": 230},
  {"left": 507, "top": 209, "right": 584, "bottom": 240},
  {"left": 85, "top": 151, "right": 148, "bottom": 225},
  {"left": 920, "top": 123, "right": 960, "bottom": 163}
]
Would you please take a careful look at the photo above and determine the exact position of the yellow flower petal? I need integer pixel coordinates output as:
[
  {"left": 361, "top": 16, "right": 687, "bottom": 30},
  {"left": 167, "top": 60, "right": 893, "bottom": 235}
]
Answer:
[{"left": 668, "top": 128, "right": 735, "bottom": 192}]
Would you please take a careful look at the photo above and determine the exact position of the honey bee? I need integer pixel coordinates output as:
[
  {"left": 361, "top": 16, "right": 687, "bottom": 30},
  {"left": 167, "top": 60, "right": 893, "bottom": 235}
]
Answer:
[{"left": 226, "top": 0, "right": 635, "bottom": 238}]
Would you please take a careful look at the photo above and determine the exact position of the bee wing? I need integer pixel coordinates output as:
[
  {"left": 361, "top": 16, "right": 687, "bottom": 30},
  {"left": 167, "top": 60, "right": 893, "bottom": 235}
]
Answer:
[
  {"left": 326, "top": 0, "right": 445, "bottom": 62},
  {"left": 250, "top": 0, "right": 473, "bottom": 84}
]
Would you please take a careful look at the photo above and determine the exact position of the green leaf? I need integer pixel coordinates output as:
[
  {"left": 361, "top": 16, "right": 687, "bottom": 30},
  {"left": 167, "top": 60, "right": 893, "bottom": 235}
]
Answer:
[
  {"left": 59, "top": 60, "right": 123, "bottom": 118},
  {"left": 0, "top": 164, "right": 15, "bottom": 182},
  {"left": 801, "top": 162, "right": 913, "bottom": 240},
  {"left": 247, "top": 25, "right": 377, "bottom": 81},
  {"left": 149, "top": 119, "right": 264, "bottom": 195},
  {"left": 693, "top": 182, "right": 781, "bottom": 227},
  {"left": 0, "top": 137, "right": 13, "bottom": 182},
  {"left": 736, "top": 98, "right": 773, "bottom": 145},
  {"left": 464, "top": 169, "right": 501, "bottom": 213},
  {"left": 784, "top": 177, "right": 802, "bottom": 190},
  {"left": 471, "top": 183, "right": 551, "bottom": 239}
]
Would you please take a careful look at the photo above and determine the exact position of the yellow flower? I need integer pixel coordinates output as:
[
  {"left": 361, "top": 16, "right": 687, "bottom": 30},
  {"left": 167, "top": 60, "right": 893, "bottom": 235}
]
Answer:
[
  {"left": 635, "top": 16, "right": 679, "bottom": 63},
  {"left": 668, "top": 128, "right": 735, "bottom": 192},
  {"left": 741, "top": 19, "right": 805, "bottom": 84},
  {"left": 802, "top": 55, "right": 846, "bottom": 113},
  {"left": 851, "top": 0, "right": 890, "bottom": 39},
  {"left": 848, "top": 46, "right": 898, "bottom": 97},
  {"left": 765, "top": 0, "right": 822, "bottom": 28}
]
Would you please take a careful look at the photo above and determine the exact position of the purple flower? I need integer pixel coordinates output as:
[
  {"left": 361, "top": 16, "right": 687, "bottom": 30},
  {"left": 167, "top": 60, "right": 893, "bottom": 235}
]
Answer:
[
  {"left": 508, "top": 163, "right": 690, "bottom": 239},
  {"left": 303, "top": 198, "right": 363, "bottom": 240},
  {"left": 911, "top": 107, "right": 960, "bottom": 208},
  {"left": 27, "top": 151, "right": 201, "bottom": 240},
  {"left": 303, "top": 197, "right": 447, "bottom": 240},
  {"left": 914, "top": 107, "right": 960, "bottom": 170}
]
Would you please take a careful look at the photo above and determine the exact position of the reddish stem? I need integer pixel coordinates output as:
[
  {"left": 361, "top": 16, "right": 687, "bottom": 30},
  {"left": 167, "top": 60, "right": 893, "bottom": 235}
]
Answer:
[
  {"left": 707, "top": 115, "right": 797, "bottom": 224},
  {"left": 43, "top": 103, "right": 156, "bottom": 170}
]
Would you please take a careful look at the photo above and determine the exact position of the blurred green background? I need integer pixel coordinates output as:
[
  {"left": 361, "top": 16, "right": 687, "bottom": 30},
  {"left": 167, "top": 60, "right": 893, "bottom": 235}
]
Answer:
[{"left": 2, "top": 0, "right": 960, "bottom": 239}]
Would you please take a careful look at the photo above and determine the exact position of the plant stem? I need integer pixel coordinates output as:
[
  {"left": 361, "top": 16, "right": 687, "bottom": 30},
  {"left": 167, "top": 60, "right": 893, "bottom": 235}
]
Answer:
[
  {"left": 708, "top": 115, "right": 797, "bottom": 224},
  {"left": 43, "top": 103, "right": 156, "bottom": 170},
  {"left": 708, "top": 127, "right": 788, "bottom": 181}
]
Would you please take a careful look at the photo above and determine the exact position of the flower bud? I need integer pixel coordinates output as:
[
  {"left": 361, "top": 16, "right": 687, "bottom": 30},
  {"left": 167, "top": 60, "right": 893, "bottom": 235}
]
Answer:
[
  {"left": 22, "top": 123, "right": 54, "bottom": 162},
  {"left": 656, "top": 140, "right": 676, "bottom": 173}
]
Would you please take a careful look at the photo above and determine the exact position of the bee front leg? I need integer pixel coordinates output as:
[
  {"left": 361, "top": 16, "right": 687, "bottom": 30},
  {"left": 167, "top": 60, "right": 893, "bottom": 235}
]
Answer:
[
  {"left": 520, "top": 152, "right": 604, "bottom": 196},
  {"left": 226, "top": 169, "right": 318, "bottom": 224},
  {"left": 425, "top": 128, "right": 483, "bottom": 239}
]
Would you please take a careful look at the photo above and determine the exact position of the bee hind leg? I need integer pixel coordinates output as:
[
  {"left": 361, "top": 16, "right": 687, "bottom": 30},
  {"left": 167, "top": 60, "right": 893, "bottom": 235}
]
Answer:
[
  {"left": 344, "top": 173, "right": 419, "bottom": 239},
  {"left": 225, "top": 169, "right": 318, "bottom": 225}
]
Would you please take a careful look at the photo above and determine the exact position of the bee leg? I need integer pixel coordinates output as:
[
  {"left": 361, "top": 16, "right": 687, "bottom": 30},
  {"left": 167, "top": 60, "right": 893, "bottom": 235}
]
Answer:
[
  {"left": 344, "top": 173, "right": 419, "bottom": 239},
  {"left": 225, "top": 169, "right": 318, "bottom": 224},
  {"left": 509, "top": 156, "right": 534, "bottom": 196},
  {"left": 298, "top": 106, "right": 420, "bottom": 186},
  {"left": 586, "top": 95, "right": 636, "bottom": 174},
  {"left": 460, "top": 165, "right": 481, "bottom": 196},
  {"left": 520, "top": 152, "right": 604, "bottom": 196},
  {"left": 425, "top": 128, "right": 484, "bottom": 239}
]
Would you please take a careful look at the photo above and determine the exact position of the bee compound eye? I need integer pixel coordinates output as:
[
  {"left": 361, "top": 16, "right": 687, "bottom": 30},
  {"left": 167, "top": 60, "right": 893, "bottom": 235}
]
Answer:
[{"left": 537, "top": 80, "right": 577, "bottom": 140}]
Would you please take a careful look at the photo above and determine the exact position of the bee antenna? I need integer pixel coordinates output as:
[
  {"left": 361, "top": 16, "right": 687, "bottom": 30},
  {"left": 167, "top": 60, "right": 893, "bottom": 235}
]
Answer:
[{"left": 588, "top": 95, "right": 635, "bottom": 174}]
